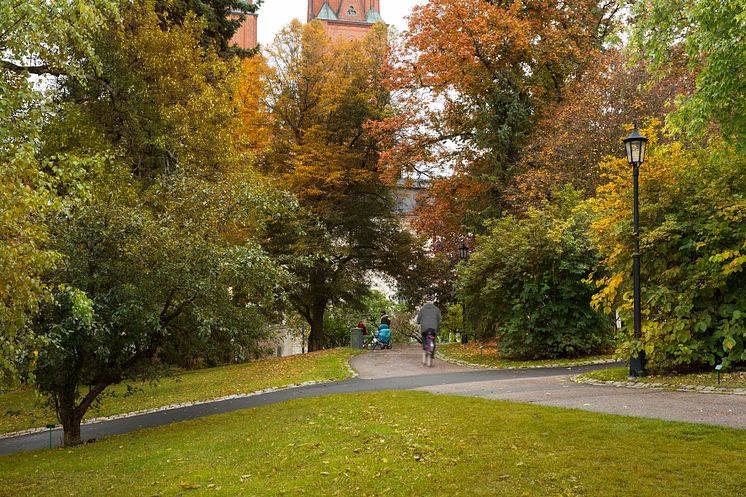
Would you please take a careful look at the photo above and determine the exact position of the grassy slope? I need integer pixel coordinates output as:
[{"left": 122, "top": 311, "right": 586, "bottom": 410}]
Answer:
[
  {"left": 581, "top": 367, "right": 746, "bottom": 388},
  {"left": 439, "top": 343, "right": 613, "bottom": 368},
  {"left": 1, "top": 391, "right": 745, "bottom": 496},
  {"left": 0, "top": 349, "right": 361, "bottom": 435}
]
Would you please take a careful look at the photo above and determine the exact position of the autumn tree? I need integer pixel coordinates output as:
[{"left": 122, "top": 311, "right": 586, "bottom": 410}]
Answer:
[
  {"left": 250, "top": 21, "right": 429, "bottom": 351},
  {"left": 376, "top": 0, "right": 619, "bottom": 243},
  {"left": 511, "top": 48, "right": 693, "bottom": 210}
]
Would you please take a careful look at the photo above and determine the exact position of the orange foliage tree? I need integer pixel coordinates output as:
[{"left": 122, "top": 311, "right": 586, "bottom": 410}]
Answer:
[
  {"left": 374, "top": 0, "right": 618, "bottom": 247},
  {"left": 511, "top": 48, "right": 694, "bottom": 211},
  {"left": 240, "top": 21, "right": 430, "bottom": 350}
]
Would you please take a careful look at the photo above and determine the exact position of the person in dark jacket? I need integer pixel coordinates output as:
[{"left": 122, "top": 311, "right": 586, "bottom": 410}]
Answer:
[{"left": 380, "top": 311, "right": 391, "bottom": 326}]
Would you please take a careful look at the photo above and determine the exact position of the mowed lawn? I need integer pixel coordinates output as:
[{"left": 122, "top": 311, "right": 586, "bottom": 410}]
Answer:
[
  {"left": 0, "top": 349, "right": 360, "bottom": 435},
  {"left": 2, "top": 391, "right": 744, "bottom": 497}
]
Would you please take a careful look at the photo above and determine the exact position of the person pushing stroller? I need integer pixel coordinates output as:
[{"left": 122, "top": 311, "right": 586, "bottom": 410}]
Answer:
[{"left": 375, "top": 320, "right": 392, "bottom": 349}]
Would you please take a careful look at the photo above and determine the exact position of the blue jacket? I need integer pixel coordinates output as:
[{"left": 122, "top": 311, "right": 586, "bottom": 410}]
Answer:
[{"left": 377, "top": 323, "right": 391, "bottom": 342}]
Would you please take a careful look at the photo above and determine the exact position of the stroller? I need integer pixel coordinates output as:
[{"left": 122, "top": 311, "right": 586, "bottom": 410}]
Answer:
[{"left": 371, "top": 323, "right": 392, "bottom": 350}]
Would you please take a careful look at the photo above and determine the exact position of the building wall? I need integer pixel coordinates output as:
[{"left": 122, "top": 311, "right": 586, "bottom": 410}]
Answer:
[
  {"left": 322, "top": 20, "right": 375, "bottom": 40},
  {"left": 229, "top": 13, "right": 258, "bottom": 50}
]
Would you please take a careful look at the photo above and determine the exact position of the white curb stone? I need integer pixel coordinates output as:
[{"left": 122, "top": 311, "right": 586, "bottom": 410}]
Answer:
[
  {"left": 1, "top": 355, "right": 360, "bottom": 441},
  {"left": 573, "top": 375, "right": 746, "bottom": 396}
]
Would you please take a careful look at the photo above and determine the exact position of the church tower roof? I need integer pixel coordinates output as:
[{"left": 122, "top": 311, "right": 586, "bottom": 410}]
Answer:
[
  {"left": 365, "top": 7, "right": 383, "bottom": 23},
  {"left": 308, "top": 0, "right": 384, "bottom": 39},
  {"left": 316, "top": 2, "right": 338, "bottom": 20}
]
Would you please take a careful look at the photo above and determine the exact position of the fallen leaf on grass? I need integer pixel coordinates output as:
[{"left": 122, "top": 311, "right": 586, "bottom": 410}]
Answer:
[{"left": 179, "top": 483, "right": 201, "bottom": 490}]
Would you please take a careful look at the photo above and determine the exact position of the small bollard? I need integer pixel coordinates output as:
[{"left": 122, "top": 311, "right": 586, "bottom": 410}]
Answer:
[
  {"left": 715, "top": 364, "right": 723, "bottom": 385},
  {"left": 480, "top": 345, "right": 484, "bottom": 361},
  {"left": 46, "top": 424, "right": 55, "bottom": 449}
]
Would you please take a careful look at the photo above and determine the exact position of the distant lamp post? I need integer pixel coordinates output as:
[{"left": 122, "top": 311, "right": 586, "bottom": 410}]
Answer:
[
  {"left": 459, "top": 241, "right": 470, "bottom": 262},
  {"left": 624, "top": 124, "right": 648, "bottom": 378},
  {"left": 458, "top": 241, "right": 470, "bottom": 344}
]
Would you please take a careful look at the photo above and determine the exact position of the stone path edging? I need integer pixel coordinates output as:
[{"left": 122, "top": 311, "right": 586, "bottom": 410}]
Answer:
[
  {"left": 0, "top": 379, "right": 335, "bottom": 441},
  {"left": 573, "top": 375, "right": 746, "bottom": 396},
  {"left": 436, "top": 352, "right": 619, "bottom": 371},
  {"left": 0, "top": 356, "right": 360, "bottom": 441}
]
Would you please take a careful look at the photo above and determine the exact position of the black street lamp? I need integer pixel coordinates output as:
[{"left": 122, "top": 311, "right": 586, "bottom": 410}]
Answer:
[
  {"left": 458, "top": 241, "right": 469, "bottom": 344},
  {"left": 624, "top": 125, "right": 648, "bottom": 378},
  {"left": 459, "top": 241, "right": 470, "bottom": 262}
]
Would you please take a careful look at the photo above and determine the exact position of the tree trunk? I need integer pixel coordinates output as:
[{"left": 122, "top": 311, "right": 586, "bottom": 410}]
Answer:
[
  {"left": 58, "top": 389, "right": 84, "bottom": 447},
  {"left": 57, "top": 382, "right": 110, "bottom": 447},
  {"left": 308, "top": 301, "right": 327, "bottom": 352}
]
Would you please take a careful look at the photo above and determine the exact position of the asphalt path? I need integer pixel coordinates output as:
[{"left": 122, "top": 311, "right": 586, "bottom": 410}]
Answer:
[{"left": 2, "top": 345, "right": 745, "bottom": 456}]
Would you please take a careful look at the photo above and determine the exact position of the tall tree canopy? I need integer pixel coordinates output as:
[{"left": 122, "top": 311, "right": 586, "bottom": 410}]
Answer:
[
  {"left": 0, "top": 0, "right": 119, "bottom": 384},
  {"left": 246, "top": 20, "right": 429, "bottom": 350},
  {"left": 630, "top": 0, "right": 746, "bottom": 148},
  {"left": 13, "top": 1, "right": 289, "bottom": 445},
  {"left": 376, "top": 0, "right": 619, "bottom": 244}
]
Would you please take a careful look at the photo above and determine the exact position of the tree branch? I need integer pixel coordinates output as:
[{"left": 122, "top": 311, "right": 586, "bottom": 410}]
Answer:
[{"left": 1, "top": 59, "right": 66, "bottom": 76}]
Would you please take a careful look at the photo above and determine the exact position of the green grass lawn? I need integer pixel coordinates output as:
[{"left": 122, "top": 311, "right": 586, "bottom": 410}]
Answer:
[
  {"left": 1, "top": 391, "right": 745, "bottom": 496},
  {"left": 580, "top": 367, "right": 746, "bottom": 388},
  {"left": 439, "top": 343, "right": 614, "bottom": 369},
  {"left": 0, "top": 349, "right": 361, "bottom": 435}
]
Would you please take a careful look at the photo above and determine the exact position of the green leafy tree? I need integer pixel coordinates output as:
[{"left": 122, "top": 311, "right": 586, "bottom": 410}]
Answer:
[
  {"left": 590, "top": 133, "right": 746, "bottom": 371},
  {"left": 21, "top": 2, "right": 291, "bottom": 445},
  {"left": 459, "top": 188, "right": 614, "bottom": 359},
  {"left": 0, "top": 0, "right": 119, "bottom": 385},
  {"left": 34, "top": 167, "right": 286, "bottom": 446},
  {"left": 630, "top": 0, "right": 746, "bottom": 147}
]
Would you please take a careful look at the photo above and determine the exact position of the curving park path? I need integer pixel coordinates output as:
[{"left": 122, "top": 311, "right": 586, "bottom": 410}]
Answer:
[{"left": 2, "top": 345, "right": 746, "bottom": 455}]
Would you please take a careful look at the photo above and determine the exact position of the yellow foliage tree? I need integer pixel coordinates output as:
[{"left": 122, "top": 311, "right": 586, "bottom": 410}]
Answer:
[{"left": 589, "top": 125, "right": 746, "bottom": 370}]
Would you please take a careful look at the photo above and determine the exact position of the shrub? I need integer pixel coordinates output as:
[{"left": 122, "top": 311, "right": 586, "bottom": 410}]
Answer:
[{"left": 459, "top": 188, "right": 614, "bottom": 359}]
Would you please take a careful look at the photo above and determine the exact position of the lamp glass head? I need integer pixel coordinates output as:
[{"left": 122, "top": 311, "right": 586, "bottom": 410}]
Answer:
[{"left": 624, "top": 127, "right": 648, "bottom": 164}]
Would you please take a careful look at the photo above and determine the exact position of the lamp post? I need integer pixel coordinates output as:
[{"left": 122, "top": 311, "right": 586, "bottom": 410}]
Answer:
[
  {"left": 624, "top": 125, "right": 648, "bottom": 378},
  {"left": 458, "top": 241, "right": 469, "bottom": 344}
]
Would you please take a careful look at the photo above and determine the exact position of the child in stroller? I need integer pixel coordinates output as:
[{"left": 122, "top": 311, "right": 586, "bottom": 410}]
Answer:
[{"left": 372, "top": 322, "right": 392, "bottom": 350}]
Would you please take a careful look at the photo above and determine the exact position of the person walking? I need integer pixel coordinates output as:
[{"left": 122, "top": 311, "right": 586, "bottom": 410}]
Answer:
[{"left": 416, "top": 300, "right": 441, "bottom": 366}]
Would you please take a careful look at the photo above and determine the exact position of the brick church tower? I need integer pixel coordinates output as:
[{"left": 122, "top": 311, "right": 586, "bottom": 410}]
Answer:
[
  {"left": 308, "top": 1, "right": 384, "bottom": 39},
  {"left": 229, "top": 1, "right": 258, "bottom": 50}
]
